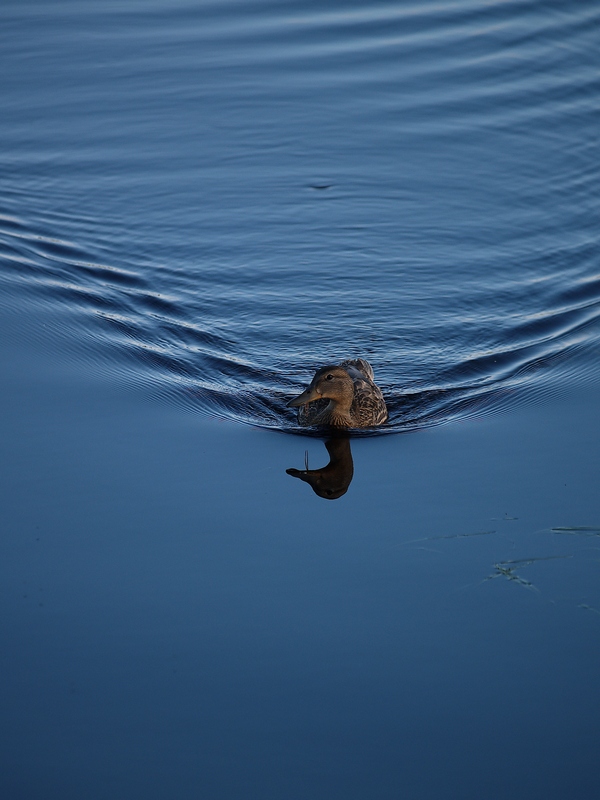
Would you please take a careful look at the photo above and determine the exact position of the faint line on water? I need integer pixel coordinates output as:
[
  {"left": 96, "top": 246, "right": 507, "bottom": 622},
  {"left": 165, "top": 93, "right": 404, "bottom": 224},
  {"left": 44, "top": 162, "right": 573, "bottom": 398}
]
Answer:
[{"left": 401, "top": 530, "right": 496, "bottom": 546}]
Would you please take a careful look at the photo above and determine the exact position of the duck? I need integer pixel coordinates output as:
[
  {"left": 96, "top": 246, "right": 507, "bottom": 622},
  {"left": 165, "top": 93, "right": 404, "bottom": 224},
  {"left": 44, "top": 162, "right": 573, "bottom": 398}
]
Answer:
[{"left": 287, "top": 358, "right": 388, "bottom": 428}]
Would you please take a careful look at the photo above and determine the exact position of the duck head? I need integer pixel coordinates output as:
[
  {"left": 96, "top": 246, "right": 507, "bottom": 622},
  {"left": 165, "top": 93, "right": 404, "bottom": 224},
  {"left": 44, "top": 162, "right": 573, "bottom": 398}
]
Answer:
[{"left": 287, "top": 366, "right": 354, "bottom": 412}]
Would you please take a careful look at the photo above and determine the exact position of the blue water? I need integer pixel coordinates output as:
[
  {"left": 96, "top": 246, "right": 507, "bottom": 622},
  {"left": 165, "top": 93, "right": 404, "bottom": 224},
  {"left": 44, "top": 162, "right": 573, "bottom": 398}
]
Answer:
[
  {"left": 2, "top": 0, "right": 599, "bottom": 431},
  {"left": 1, "top": 1, "right": 600, "bottom": 797}
]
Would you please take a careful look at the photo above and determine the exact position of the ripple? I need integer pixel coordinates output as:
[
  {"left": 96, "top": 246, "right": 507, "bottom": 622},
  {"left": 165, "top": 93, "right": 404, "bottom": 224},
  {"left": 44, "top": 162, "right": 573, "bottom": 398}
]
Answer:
[
  {"left": 3, "top": 203, "right": 599, "bottom": 436},
  {"left": 1, "top": 0, "right": 599, "bottom": 435}
]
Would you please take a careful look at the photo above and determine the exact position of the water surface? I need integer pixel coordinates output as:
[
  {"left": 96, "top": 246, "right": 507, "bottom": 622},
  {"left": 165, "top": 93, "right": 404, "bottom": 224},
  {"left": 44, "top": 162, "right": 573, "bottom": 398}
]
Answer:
[
  {"left": 1, "top": 1, "right": 600, "bottom": 798},
  {"left": 2, "top": 0, "right": 599, "bottom": 431}
]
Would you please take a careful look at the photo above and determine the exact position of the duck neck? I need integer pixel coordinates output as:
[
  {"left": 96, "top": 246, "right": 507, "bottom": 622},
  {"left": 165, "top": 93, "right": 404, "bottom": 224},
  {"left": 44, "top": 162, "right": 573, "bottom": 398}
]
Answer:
[{"left": 327, "top": 396, "right": 354, "bottom": 427}]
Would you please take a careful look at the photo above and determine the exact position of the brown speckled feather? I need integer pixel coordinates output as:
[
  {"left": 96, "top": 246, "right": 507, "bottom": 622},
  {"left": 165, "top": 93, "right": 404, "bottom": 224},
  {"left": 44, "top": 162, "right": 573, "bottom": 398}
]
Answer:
[
  {"left": 341, "top": 359, "right": 388, "bottom": 427},
  {"left": 297, "top": 397, "right": 330, "bottom": 427}
]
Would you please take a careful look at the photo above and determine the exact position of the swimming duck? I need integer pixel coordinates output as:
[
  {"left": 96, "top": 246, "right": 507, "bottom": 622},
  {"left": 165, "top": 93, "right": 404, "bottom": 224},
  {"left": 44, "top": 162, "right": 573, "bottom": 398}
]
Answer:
[{"left": 287, "top": 358, "right": 388, "bottom": 428}]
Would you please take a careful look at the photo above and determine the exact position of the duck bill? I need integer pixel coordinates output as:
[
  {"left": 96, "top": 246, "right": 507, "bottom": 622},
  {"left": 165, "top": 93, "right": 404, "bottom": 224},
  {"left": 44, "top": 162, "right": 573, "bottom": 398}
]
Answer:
[{"left": 287, "top": 386, "right": 321, "bottom": 408}]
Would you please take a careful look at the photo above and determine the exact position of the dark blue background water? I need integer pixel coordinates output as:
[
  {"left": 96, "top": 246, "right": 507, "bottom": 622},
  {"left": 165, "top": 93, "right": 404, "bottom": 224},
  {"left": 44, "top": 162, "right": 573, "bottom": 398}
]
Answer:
[{"left": 1, "top": 1, "right": 600, "bottom": 798}]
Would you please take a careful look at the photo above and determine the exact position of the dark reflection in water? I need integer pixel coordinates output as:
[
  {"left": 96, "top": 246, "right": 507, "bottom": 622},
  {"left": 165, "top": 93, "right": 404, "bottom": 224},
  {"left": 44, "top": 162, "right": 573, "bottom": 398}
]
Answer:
[{"left": 287, "top": 436, "right": 354, "bottom": 500}]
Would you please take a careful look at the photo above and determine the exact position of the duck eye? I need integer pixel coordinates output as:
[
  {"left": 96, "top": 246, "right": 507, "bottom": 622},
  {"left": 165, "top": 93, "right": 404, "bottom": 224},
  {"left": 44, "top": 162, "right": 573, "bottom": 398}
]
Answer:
[{"left": 326, "top": 374, "right": 334, "bottom": 380}]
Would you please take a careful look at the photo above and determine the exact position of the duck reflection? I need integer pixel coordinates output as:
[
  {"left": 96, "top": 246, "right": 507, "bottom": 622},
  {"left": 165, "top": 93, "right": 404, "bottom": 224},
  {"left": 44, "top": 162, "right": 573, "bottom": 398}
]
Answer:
[{"left": 286, "top": 436, "right": 353, "bottom": 499}]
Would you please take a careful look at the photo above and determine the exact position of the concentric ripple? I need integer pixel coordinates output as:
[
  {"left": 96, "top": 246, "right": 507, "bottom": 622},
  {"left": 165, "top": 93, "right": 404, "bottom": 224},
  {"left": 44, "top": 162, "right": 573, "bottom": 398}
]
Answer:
[
  {"left": 1, "top": 206, "right": 599, "bottom": 436},
  {"left": 1, "top": 0, "right": 599, "bottom": 435}
]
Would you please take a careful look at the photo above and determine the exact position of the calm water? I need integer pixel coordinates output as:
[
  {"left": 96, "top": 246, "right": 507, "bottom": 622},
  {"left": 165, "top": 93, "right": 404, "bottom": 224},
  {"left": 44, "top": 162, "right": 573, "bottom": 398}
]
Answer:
[{"left": 1, "top": 1, "right": 600, "bottom": 797}]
